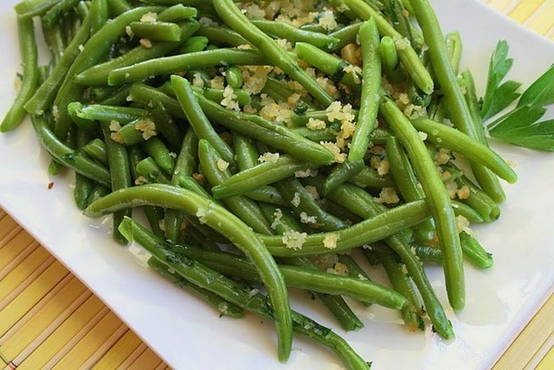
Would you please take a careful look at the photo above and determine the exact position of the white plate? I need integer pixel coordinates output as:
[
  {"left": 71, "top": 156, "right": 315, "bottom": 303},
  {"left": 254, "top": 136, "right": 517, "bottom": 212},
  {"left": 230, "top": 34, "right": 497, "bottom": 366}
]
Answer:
[{"left": 1, "top": 1, "right": 553, "bottom": 369}]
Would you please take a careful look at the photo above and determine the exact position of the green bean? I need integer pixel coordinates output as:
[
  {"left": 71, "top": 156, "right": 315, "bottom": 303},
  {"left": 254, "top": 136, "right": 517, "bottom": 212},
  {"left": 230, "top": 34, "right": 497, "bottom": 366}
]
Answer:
[
  {"left": 1, "top": 17, "right": 38, "bottom": 132},
  {"left": 212, "top": 156, "right": 313, "bottom": 199},
  {"left": 144, "top": 205, "right": 165, "bottom": 237},
  {"left": 196, "top": 25, "right": 249, "bottom": 47},
  {"left": 251, "top": 20, "right": 339, "bottom": 50},
  {"left": 233, "top": 134, "right": 258, "bottom": 171},
  {"left": 413, "top": 118, "right": 517, "bottom": 183},
  {"left": 295, "top": 42, "right": 361, "bottom": 90},
  {"left": 349, "top": 166, "right": 394, "bottom": 189},
  {"left": 348, "top": 20, "right": 381, "bottom": 162},
  {"left": 460, "top": 69, "right": 506, "bottom": 203},
  {"left": 386, "top": 136, "right": 436, "bottom": 242},
  {"left": 171, "top": 75, "right": 234, "bottom": 164},
  {"left": 86, "top": 184, "right": 292, "bottom": 361},
  {"left": 54, "top": 0, "right": 140, "bottom": 140},
  {"left": 383, "top": 0, "right": 421, "bottom": 50},
  {"left": 198, "top": 140, "right": 274, "bottom": 235},
  {"left": 262, "top": 77, "right": 318, "bottom": 111},
  {"left": 75, "top": 36, "right": 188, "bottom": 86},
  {"left": 31, "top": 115, "right": 110, "bottom": 186},
  {"left": 136, "top": 157, "right": 171, "bottom": 183},
  {"left": 143, "top": 137, "right": 175, "bottom": 174},
  {"left": 63, "top": 11, "right": 81, "bottom": 46},
  {"left": 109, "top": 0, "right": 132, "bottom": 15},
  {"left": 180, "top": 36, "right": 209, "bottom": 53},
  {"left": 379, "top": 36, "right": 398, "bottom": 72},
  {"left": 445, "top": 32, "right": 462, "bottom": 74},
  {"left": 320, "top": 199, "right": 363, "bottom": 224},
  {"left": 68, "top": 102, "right": 95, "bottom": 131},
  {"left": 196, "top": 94, "right": 335, "bottom": 165},
  {"left": 127, "top": 145, "right": 144, "bottom": 181},
  {"left": 74, "top": 129, "right": 95, "bottom": 209},
  {"left": 213, "top": 0, "right": 334, "bottom": 107},
  {"left": 101, "top": 120, "right": 132, "bottom": 244},
  {"left": 371, "top": 246, "right": 424, "bottom": 331},
  {"left": 82, "top": 138, "right": 107, "bottom": 165},
  {"left": 322, "top": 160, "right": 364, "bottom": 196},
  {"left": 414, "top": 245, "right": 442, "bottom": 264},
  {"left": 451, "top": 201, "right": 484, "bottom": 224},
  {"left": 278, "top": 178, "right": 348, "bottom": 232},
  {"left": 381, "top": 98, "right": 464, "bottom": 310},
  {"left": 149, "top": 101, "right": 183, "bottom": 151},
  {"left": 243, "top": 187, "right": 285, "bottom": 206},
  {"left": 108, "top": 49, "right": 265, "bottom": 85},
  {"left": 410, "top": 0, "right": 506, "bottom": 205},
  {"left": 329, "top": 23, "right": 361, "bottom": 51},
  {"left": 343, "top": 0, "right": 434, "bottom": 94},
  {"left": 43, "top": 0, "right": 81, "bottom": 27},
  {"left": 158, "top": 4, "right": 197, "bottom": 21},
  {"left": 129, "top": 21, "right": 183, "bottom": 42},
  {"left": 292, "top": 128, "right": 337, "bottom": 142},
  {"left": 70, "top": 103, "right": 147, "bottom": 124},
  {"left": 148, "top": 257, "right": 244, "bottom": 318},
  {"left": 117, "top": 216, "right": 367, "bottom": 369},
  {"left": 323, "top": 184, "right": 453, "bottom": 339},
  {"left": 225, "top": 66, "right": 243, "bottom": 89},
  {"left": 88, "top": 184, "right": 109, "bottom": 203}
]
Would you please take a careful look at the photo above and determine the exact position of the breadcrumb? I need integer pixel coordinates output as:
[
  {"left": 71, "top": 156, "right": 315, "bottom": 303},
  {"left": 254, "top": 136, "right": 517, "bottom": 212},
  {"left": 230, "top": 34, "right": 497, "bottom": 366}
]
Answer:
[
  {"left": 291, "top": 192, "right": 301, "bottom": 207},
  {"left": 306, "top": 118, "right": 326, "bottom": 130},
  {"left": 377, "top": 187, "right": 400, "bottom": 204},
  {"left": 271, "top": 208, "right": 283, "bottom": 230},
  {"left": 323, "top": 233, "right": 338, "bottom": 249},
  {"left": 139, "top": 38, "right": 152, "bottom": 49},
  {"left": 294, "top": 168, "right": 318, "bottom": 178},
  {"left": 305, "top": 185, "right": 320, "bottom": 200},
  {"left": 258, "top": 152, "right": 280, "bottom": 163},
  {"left": 221, "top": 86, "right": 240, "bottom": 111},
  {"left": 135, "top": 118, "right": 157, "bottom": 140},
  {"left": 320, "top": 141, "right": 346, "bottom": 163},
  {"left": 216, "top": 159, "right": 229, "bottom": 171},
  {"left": 140, "top": 12, "right": 158, "bottom": 22},
  {"left": 457, "top": 185, "right": 470, "bottom": 200},
  {"left": 300, "top": 212, "right": 317, "bottom": 224},
  {"left": 282, "top": 230, "right": 308, "bottom": 250}
]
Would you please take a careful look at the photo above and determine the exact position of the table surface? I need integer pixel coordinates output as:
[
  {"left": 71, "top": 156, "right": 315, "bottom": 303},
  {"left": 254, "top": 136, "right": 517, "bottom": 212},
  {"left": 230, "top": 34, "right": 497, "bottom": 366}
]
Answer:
[{"left": 1, "top": 1, "right": 553, "bottom": 369}]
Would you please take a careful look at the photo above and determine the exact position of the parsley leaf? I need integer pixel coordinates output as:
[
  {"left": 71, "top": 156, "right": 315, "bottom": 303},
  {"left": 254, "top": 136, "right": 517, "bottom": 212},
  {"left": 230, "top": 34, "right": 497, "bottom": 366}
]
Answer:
[
  {"left": 480, "top": 40, "right": 522, "bottom": 121},
  {"left": 488, "top": 105, "right": 554, "bottom": 151},
  {"left": 517, "top": 64, "right": 554, "bottom": 108}
]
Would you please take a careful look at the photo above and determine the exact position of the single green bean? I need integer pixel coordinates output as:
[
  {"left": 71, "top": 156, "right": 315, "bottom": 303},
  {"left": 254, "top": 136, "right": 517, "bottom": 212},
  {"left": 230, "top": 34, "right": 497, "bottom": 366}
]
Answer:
[
  {"left": 136, "top": 157, "right": 171, "bottom": 184},
  {"left": 413, "top": 118, "right": 517, "bottom": 183},
  {"left": 127, "top": 145, "right": 144, "bottom": 181},
  {"left": 343, "top": 0, "right": 434, "bottom": 94},
  {"left": 292, "top": 128, "right": 337, "bottom": 142},
  {"left": 212, "top": 156, "right": 313, "bottom": 199},
  {"left": 143, "top": 137, "right": 175, "bottom": 175},
  {"left": 196, "top": 25, "right": 249, "bottom": 47},
  {"left": 451, "top": 201, "right": 485, "bottom": 224},
  {"left": 171, "top": 75, "right": 234, "bottom": 164},
  {"left": 144, "top": 205, "right": 165, "bottom": 237},
  {"left": 158, "top": 4, "right": 197, "bottom": 21},
  {"left": 82, "top": 138, "right": 107, "bottom": 165},
  {"left": 329, "top": 23, "right": 361, "bottom": 51},
  {"left": 180, "top": 36, "right": 209, "bottom": 53},
  {"left": 225, "top": 66, "right": 243, "bottom": 89},
  {"left": 129, "top": 83, "right": 185, "bottom": 118},
  {"left": 98, "top": 86, "right": 131, "bottom": 106},
  {"left": 198, "top": 140, "right": 274, "bottom": 235},
  {"left": 117, "top": 216, "right": 368, "bottom": 370},
  {"left": 31, "top": 115, "right": 110, "bottom": 186},
  {"left": 109, "top": 0, "right": 131, "bottom": 15},
  {"left": 251, "top": 20, "right": 339, "bottom": 50},
  {"left": 379, "top": 36, "right": 398, "bottom": 72},
  {"left": 70, "top": 103, "right": 147, "bottom": 124},
  {"left": 129, "top": 21, "right": 183, "bottom": 42},
  {"left": 322, "top": 160, "right": 364, "bottom": 196},
  {"left": 42, "top": 0, "right": 81, "bottom": 27},
  {"left": 381, "top": 98, "right": 464, "bottom": 311},
  {"left": 74, "top": 129, "right": 95, "bottom": 209},
  {"left": 348, "top": 19, "right": 382, "bottom": 162},
  {"left": 213, "top": 0, "right": 334, "bottom": 107},
  {"left": 108, "top": 49, "right": 266, "bottom": 85},
  {"left": 1, "top": 17, "right": 38, "bottom": 132},
  {"left": 445, "top": 32, "right": 462, "bottom": 74}
]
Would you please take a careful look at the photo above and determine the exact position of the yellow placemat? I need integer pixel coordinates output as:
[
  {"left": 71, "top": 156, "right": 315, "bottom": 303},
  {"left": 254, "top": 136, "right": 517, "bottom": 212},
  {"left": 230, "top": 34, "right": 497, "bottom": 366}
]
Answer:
[{"left": 0, "top": 1, "right": 553, "bottom": 369}]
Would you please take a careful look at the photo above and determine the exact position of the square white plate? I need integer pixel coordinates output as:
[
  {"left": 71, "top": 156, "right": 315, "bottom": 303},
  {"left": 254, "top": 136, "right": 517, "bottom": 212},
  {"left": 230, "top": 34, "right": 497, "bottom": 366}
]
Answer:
[{"left": 1, "top": 1, "right": 553, "bottom": 369}]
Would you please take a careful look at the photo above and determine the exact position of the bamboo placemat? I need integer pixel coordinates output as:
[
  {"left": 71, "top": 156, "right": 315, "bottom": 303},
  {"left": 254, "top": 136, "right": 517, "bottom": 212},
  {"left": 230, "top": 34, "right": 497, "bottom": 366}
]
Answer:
[{"left": 1, "top": 1, "right": 553, "bottom": 369}]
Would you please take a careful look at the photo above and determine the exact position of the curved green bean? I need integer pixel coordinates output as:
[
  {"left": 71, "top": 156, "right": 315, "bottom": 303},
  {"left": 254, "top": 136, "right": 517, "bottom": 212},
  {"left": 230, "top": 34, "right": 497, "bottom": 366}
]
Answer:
[
  {"left": 158, "top": 4, "right": 197, "bottom": 21},
  {"left": 85, "top": 185, "right": 292, "bottom": 364},
  {"left": 322, "top": 160, "right": 364, "bottom": 196},
  {"left": 381, "top": 98, "right": 464, "bottom": 311},
  {"left": 329, "top": 23, "right": 361, "bottom": 51},
  {"left": 82, "top": 138, "right": 107, "bottom": 165},
  {"left": 143, "top": 137, "right": 175, "bottom": 174},
  {"left": 348, "top": 19, "right": 382, "bottom": 162},
  {"left": 251, "top": 20, "right": 339, "bottom": 50},
  {"left": 1, "top": 17, "right": 38, "bottom": 132}
]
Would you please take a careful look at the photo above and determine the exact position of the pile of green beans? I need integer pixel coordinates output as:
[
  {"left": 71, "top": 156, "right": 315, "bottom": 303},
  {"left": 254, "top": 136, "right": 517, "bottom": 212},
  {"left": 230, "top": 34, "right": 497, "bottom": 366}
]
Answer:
[{"left": 2, "top": 0, "right": 518, "bottom": 367}]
